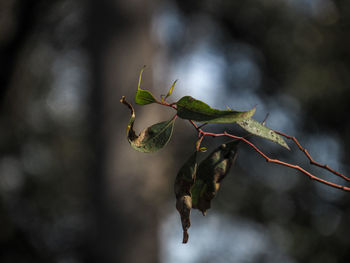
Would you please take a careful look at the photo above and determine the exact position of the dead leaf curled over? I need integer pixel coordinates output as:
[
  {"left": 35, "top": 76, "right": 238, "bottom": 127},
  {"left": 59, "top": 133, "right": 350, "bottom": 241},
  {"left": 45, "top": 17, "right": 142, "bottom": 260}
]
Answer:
[{"left": 174, "top": 151, "right": 197, "bottom": 243}]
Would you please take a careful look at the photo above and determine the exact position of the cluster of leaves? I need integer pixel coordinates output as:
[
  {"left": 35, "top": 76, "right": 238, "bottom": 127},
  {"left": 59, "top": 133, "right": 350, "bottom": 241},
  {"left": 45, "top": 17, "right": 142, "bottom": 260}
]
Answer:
[
  {"left": 121, "top": 67, "right": 290, "bottom": 243},
  {"left": 174, "top": 141, "right": 240, "bottom": 243}
]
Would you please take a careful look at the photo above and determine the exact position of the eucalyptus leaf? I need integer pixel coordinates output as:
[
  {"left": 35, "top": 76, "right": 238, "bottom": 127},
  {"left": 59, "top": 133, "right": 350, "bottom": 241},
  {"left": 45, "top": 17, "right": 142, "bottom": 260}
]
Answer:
[
  {"left": 135, "top": 66, "right": 157, "bottom": 105},
  {"left": 174, "top": 151, "right": 198, "bottom": 243},
  {"left": 176, "top": 96, "right": 256, "bottom": 123},
  {"left": 135, "top": 89, "right": 157, "bottom": 105},
  {"left": 164, "top": 79, "right": 177, "bottom": 101},
  {"left": 191, "top": 140, "right": 239, "bottom": 215},
  {"left": 120, "top": 96, "right": 175, "bottom": 152},
  {"left": 237, "top": 118, "right": 290, "bottom": 150}
]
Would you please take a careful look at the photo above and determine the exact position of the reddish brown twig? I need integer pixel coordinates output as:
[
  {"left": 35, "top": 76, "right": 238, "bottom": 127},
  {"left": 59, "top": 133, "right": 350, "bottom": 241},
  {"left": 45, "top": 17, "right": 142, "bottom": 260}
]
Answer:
[
  {"left": 156, "top": 100, "right": 177, "bottom": 110},
  {"left": 189, "top": 121, "right": 350, "bottom": 192},
  {"left": 158, "top": 100, "right": 349, "bottom": 192},
  {"left": 275, "top": 131, "right": 350, "bottom": 183}
]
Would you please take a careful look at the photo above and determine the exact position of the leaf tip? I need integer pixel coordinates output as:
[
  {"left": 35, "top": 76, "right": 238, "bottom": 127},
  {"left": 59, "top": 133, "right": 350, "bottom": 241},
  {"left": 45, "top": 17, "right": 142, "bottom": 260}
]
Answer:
[
  {"left": 251, "top": 105, "right": 257, "bottom": 114},
  {"left": 284, "top": 142, "right": 291, "bottom": 150},
  {"left": 165, "top": 79, "right": 178, "bottom": 100},
  {"left": 182, "top": 231, "right": 189, "bottom": 243},
  {"left": 138, "top": 66, "right": 147, "bottom": 90}
]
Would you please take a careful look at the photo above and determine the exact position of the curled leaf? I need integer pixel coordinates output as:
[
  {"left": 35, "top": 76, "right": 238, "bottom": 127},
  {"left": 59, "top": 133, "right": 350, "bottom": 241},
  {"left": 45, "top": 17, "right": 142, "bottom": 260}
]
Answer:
[
  {"left": 199, "top": 147, "right": 207, "bottom": 152},
  {"left": 121, "top": 96, "right": 175, "bottom": 152},
  {"left": 174, "top": 151, "right": 198, "bottom": 243},
  {"left": 237, "top": 118, "right": 290, "bottom": 150},
  {"left": 176, "top": 96, "right": 256, "bottom": 123},
  {"left": 167, "top": 79, "right": 177, "bottom": 98},
  {"left": 191, "top": 140, "right": 239, "bottom": 215},
  {"left": 135, "top": 66, "right": 157, "bottom": 105}
]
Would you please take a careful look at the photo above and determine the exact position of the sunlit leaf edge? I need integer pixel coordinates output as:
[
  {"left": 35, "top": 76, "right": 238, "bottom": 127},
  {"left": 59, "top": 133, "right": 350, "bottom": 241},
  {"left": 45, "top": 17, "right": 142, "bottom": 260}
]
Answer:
[{"left": 176, "top": 96, "right": 256, "bottom": 123}]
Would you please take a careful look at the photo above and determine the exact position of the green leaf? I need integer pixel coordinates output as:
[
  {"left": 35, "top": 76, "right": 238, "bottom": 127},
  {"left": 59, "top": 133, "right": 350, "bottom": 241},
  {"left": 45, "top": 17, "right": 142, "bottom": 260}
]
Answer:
[
  {"left": 191, "top": 140, "right": 239, "bottom": 215},
  {"left": 174, "top": 151, "right": 198, "bottom": 243},
  {"left": 120, "top": 96, "right": 175, "bottom": 152},
  {"left": 135, "top": 89, "right": 157, "bottom": 105},
  {"left": 135, "top": 66, "right": 157, "bottom": 105},
  {"left": 176, "top": 96, "right": 256, "bottom": 123},
  {"left": 237, "top": 118, "right": 290, "bottom": 150},
  {"left": 164, "top": 79, "right": 177, "bottom": 101}
]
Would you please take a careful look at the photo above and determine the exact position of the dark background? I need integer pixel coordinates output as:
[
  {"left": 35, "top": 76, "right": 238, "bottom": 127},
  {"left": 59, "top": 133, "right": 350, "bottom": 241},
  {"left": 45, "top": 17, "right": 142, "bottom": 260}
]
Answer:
[{"left": 1, "top": 0, "right": 350, "bottom": 262}]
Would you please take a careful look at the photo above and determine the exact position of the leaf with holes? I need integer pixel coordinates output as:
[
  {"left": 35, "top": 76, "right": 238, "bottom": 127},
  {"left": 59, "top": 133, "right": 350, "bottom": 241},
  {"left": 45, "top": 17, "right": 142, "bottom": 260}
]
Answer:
[
  {"left": 237, "top": 118, "right": 290, "bottom": 150},
  {"left": 176, "top": 96, "right": 256, "bottom": 123},
  {"left": 121, "top": 96, "right": 175, "bottom": 152},
  {"left": 174, "top": 151, "right": 198, "bottom": 243},
  {"left": 191, "top": 140, "right": 239, "bottom": 215}
]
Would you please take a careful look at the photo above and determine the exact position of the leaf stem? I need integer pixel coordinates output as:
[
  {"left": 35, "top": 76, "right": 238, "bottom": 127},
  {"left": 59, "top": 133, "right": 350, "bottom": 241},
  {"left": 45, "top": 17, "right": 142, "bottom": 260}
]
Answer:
[{"left": 156, "top": 100, "right": 177, "bottom": 110}]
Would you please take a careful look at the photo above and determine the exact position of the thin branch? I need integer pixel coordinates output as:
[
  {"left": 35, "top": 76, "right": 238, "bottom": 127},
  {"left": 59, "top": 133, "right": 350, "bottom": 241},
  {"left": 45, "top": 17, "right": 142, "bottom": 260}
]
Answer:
[
  {"left": 195, "top": 134, "right": 204, "bottom": 151},
  {"left": 150, "top": 97, "right": 350, "bottom": 192},
  {"left": 276, "top": 131, "right": 350, "bottom": 183},
  {"left": 186, "top": 120, "right": 350, "bottom": 192},
  {"left": 156, "top": 100, "right": 177, "bottom": 110},
  {"left": 198, "top": 123, "right": 208, "bottom": 129},
  {"left": 189, "top": 120, "right": 199, "bottom": 130}
]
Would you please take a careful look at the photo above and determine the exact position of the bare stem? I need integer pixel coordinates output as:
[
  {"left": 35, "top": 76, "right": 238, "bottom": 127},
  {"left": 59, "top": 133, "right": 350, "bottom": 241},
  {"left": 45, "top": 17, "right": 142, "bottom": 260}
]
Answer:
[
  {"left": 156, "top": 100, "right": 177, "bottom": 110},
  {"left": 195, "top": 135, "right": 204, "bottom": 151},
  {"left": 275, "top": 131, "right": 350, "bottom": 183},
  {"left": 187, "top": 120, "right": 350, "bottom": 192}
]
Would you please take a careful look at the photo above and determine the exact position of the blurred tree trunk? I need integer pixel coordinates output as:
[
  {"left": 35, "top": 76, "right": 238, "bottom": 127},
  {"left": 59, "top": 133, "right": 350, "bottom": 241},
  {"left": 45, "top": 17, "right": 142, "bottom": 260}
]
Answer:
[
  {"left": 0, "top": 0, "right": 39, "bottom": 105},
  {"left": 86, "top": 1, "right": 167, "bottom": 262}
]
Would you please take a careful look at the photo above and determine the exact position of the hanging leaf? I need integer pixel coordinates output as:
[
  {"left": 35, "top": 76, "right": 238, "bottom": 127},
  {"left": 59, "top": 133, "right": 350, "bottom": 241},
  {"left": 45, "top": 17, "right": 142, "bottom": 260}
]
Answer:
[
  {"left": 176, "top": 96, "right": 256, "bottom": 123},
  {"left": 135, "top": 66, "right": 157, "bottom": 105},
  {"left": 191, "top": 140, "right": 239, "bottom": 215},
  {"left": 237, "top": 118, "right": 290, "bottom": 150},
  {"left": 120, "top": 96, "right": 175, "bottom": 152},
  {"left": 174, "top": 151, "right": 198, "bottom": 243}
]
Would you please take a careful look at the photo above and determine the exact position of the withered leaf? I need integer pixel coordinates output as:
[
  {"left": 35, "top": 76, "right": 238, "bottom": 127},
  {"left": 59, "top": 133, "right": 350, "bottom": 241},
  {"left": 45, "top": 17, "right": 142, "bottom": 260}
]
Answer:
[
  {"left": 120, "top": 96, "right": 175, "bottom": 153},
  {"left": 191, "top": 140, "right": 239, "bottom": 215},
  {"left": 174, "top": 151, "right": 198, "bottom": 243}
]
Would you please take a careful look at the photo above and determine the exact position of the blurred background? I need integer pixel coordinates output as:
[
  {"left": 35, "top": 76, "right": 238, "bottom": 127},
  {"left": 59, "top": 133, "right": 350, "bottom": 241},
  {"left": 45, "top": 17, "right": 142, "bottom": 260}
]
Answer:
[{"left": 1, "top": 0, "right": 350, "bottom": 262}]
